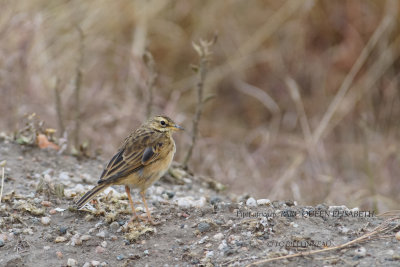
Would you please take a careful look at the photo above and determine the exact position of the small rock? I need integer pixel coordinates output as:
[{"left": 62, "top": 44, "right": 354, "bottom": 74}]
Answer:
[
  {"left": 116, "top": 255, "right": 125, "bottom": 261},
  {"left": 213, "top": 233, "right": 224, "bottom": 241},
  {"left": 41, "top": 216, "right": 51, "bottom": 225},
  {"left": 198, "top": 236, "right": 209, "bottom": 244},
  {"left": 101, "top": 241, "right": 107, "bottom": 248},
  {"left": 59, "top": 172, "right": 70, "bottom": 181},
  {"left": 56, "top": 251, "right": 63, "bottom": 259},
  {"left": 41, "top": 201, "right": 52, "bottom": 207},
  {"left": 206, "top": 251, "right": 214, "bottom": 258},
  {"left": 67, "top": 258, "right": 77, "bottom": 267},
  {"left": 82, "top": 263, "right": 90, "bottom": 267},
  {"left": 49, "top": 209, "right": 57, "bottom": 215},
  {"left": 354, "top": 247, "right": 366, "bottom": 257},
  {"left": 143, "top": 250, "right": 149, "bottom": 256},
  {"left": 395, "top": 231, "right": 400, "bottom": 241},
  {"left": 218, "top": 240, "right": 228, "bottom": 251},
  {"left": 110, "top": 221, "right": 120, "bottom": 232},
  {"left": 95, "top": 246, "right": 106, "bottom": 254},
  {"left": 55, "top": 236, "right": 67, "bottom": 243},
  {"left": 198, "top": 222, "right": 211, "bottom": 233},
  {"left": 210, "top": 196, "right": 221, "bottom": 205},
  {"left": 71, "top": 234, "right": 82, "bottom": 246},
  {"left": 59, "top": 226, "right": 68, "bottom": 235},
  {"left": 81, "top": 234, "right": 91, "bottom": 241},
  {"left": 43, "top": 246, "right": 50, "bottom": 250},
  {"left": 256, "top": 199, "right": 271, "bottom": 206},
  {"left": 96, "top": 230, "right": 108, "bottom": 238},
  {"left": 23, "top": 228, "right": 33, "bottom": 235},
  {"left": 91, "top": 260, "right": 100, "bottom": 266},
  {"left": 0, "top": 239, "right": 4, "bottom": 247},
  {"left": 246, "top": 198, "right": 257, "bottom": 207}
]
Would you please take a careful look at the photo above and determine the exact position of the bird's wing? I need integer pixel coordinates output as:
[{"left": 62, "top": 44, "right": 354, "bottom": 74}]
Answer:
[{"left": 98, "top": 130, "right": 164, "bottom": 185}]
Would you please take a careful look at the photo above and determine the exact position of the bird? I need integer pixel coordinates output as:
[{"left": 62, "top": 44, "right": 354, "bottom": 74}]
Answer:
[{"left": 76, "top": 115, "right": 183, "bottom": 225}]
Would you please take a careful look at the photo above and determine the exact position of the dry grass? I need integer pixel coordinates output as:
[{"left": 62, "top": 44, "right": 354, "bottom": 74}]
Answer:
[{"left": 1, "top": 0, "right": 400, "bottom": 211}]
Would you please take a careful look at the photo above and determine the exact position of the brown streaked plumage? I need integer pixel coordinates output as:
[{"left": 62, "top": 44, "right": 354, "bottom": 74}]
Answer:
[{"left": 76, "top": 115, "right": 183, "bottom": 225}]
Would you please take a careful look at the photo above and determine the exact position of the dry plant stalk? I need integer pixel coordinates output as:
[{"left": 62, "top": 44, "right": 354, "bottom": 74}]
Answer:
[
  {"left": 53, "top": 77, "right": 65, "bottom": 135},
  {"left": 183, "top": 37, "right": 216, "bottom": 169},
  {"left": 0, "top": 160, "right": 6, "bottom": 203},
  {"left": 73, "top": 26, "right": 84, "bottom": 150},
  {"left": 313, "top": 0, "right": 397, "bottom": 143},
  {"left": 246, "top": 217, "right": 400, "bottom": 266},
  {"left": 143, "top": 51, "right": 157, "bottom": 119}
]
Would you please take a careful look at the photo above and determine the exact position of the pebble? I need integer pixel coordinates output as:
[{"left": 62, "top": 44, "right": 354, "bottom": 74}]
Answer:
[
  {"left": 395, "top": 231, "right": 400, "bottom": 241},
  {"left": 59, "top": 226, "right": 68, "bottom": 235},
  {"left": 43, "top": 246, "right": 50, "bottom": 250},
  {"left": 91, "top": 260, "right": 100, "bottom": 266},
  {"left": 71, "top": 234, "right": 82, "bottom": 246},
  {"left": 213, "top": 233, "right": 224, "bottom": 241},
  {"left": 41, "top": 201, "right": 52, "bottom": 207},
  {"left": 143, "top": 250, "right": 149, "bottom": 256},
  {"left": 82, "top": 263, "right": 90, "bottom": 267},
  {"left": 56, "top": 251, "right": 63, "bottom": 259},
  {"left": 210, "top": 196, "right": 221, "bottom": 205},
  {"left": 95, "top": 246, "right": 106, "bottom": 254},
  {"left": 246, "top": 198, "right": 257, "bottom": 207},
  {"left": 96, "top": 231, "right": 108, "bottom": 238},
  {"left": 0, "top": 239, "right": 4, "bottom": 247},
  {"left": 41, "top": 216, "right": 51, "bottom": 225},
  {"left": 55, "top": 236, "right": 67, "bottom": 243},
  {"left": 206, "top": 251, "right": 214, "bottom": 258},
  {"left": 198, "top": 236, "right": 209, "bottom": 244},
  {"left": 176, "top": 196, "right": 206, "bottom": 208},
  {"left": 110, "top": 221, "right": 120, "bottom": 232},
  {"left": 354, "top": 247, "right": 366, "bottom": 257},
  {"left": 67, "top": 258, "right": 77, "bottom": 267},
  {"left": 198, "top": 222, "right": 211, "bottom": 233},
  {"left": 117, "top": 255, "right": 125, "bottom": 261},
  {"left": 101, "top": 241, "right": 107, "bottom": 248},
  {"left": 256, "top": 199, "right": 271, "bottom": 206},
  {"left": 218, "top": 240, "right": 228, "bottom": 251},
  {"left": 49, "top": 209, "right": 57, "bottom": 215},
  {"left": 81, "top": 234, "right": 91, "bottom": 241},
  {"left": 59, "top": 172, "right": 70, "bottom": 181}
]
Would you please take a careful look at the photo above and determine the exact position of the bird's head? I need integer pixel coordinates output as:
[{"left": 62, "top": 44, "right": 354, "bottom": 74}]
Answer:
[{"left": 146, "top": 115, "right": 184, "bottom": 133}]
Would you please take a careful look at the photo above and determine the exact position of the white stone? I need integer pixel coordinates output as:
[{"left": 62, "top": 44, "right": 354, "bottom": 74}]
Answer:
[
  {"left": 67, "top": 258, "right": 77, "bottom": 267},
  {"left": 354, "top": 247, "right": 366, "bottom": 257},
  {"left": 246, "top": 197, "right": 257, "bottom": 207},
  {"left": 59, "top": 172, "right": 70, "bottom": 181},
  {"left": 41, "top": 217, "right": 51, "bottom": 225},
  {"left": 256, "top": 199, "right": 271, "bottom": 206},
  {"left": 213, "top": 233, "right": 224, "bottom": 241},
  {"left": 206, "top": 251, "right": 214, "bottom": 258},
  {"left": 90, "top": 260, "right": 100, "bottom": 266},
  {"left": 175, "top": 196, "right": 206, "bottom": 208}
]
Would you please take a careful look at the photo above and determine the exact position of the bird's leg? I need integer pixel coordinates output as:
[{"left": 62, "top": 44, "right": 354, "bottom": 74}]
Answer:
[
  {"left": 140, "top": 191, "right": 160, "bottom": 225},
  {"left": 125, "top": 186, "right": 139, "bottom": 222}
]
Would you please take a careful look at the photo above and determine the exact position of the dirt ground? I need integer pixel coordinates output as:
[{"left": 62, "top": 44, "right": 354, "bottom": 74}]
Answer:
[{"left": 0, "top": 140, "right": 399, "bottom": 267}]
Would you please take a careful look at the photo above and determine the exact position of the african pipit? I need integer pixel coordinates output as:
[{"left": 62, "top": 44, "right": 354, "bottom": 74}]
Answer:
[{"left": 76, "top": 115, "right": 183, "bottom": 225}]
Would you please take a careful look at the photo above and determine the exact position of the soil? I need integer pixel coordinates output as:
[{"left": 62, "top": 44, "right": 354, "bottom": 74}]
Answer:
[{"left": 0, "top": 140, "right": 399, "bottom": 267}]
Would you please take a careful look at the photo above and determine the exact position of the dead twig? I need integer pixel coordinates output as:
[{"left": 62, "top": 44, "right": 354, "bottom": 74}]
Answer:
[
  {"left": 73, "top": 26, "right": 84, "bottom": 151},
  {"left": 143, "top": 51, "right": 157, "bottom": 119},
  {"left": 0, "top": 160, "right": 5, "bottom": 203},
  {"left": 183, "top": 36, "right": 217, "bottom": 169},
  {"left": 53, "top": 77, "right": 65, "bottom": 136},
  {"left": 246, "top": 217, "right": 399, "bottom": 266}
]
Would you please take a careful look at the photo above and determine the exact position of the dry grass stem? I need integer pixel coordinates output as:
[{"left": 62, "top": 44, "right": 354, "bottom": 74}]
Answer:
[
  {"left": 53, "top": 77, "right": 64, "bottom": 136},
  {"left": 246, "top": 217, "right": 400, "bottom": 266},
  {"left": 73, "top": 26, "right": 84, "bottom": 150},
  {"left": 313, "top": 0, "right": 398, "bottom": 143}
]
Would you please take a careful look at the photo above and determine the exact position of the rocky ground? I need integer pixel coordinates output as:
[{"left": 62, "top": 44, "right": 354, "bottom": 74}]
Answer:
[{"left": 0, "top": 140, "right": 400, "bottom": 267}]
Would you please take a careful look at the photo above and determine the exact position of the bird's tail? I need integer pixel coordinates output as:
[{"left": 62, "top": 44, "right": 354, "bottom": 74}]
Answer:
[{"left": 75, "top": 183, "right": 108, "bottom": 209}]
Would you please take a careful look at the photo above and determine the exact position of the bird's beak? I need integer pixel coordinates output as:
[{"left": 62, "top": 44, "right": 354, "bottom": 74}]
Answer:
[{"left": 173, "top": 124, "right": 184, "bottom": 131}]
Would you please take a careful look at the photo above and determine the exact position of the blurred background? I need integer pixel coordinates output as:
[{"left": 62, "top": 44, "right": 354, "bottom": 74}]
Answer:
[{"left": 1, "top": 0, "right": 399, "bottom": 211}]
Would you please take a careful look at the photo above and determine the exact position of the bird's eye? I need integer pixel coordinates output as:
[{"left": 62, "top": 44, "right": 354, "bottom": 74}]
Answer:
[{"left": 160, "top": 120, "right": 166, "bottom": 126}]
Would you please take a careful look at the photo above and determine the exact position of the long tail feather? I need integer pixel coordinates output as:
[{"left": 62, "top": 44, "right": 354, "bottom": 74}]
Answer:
[{"left": 75, "top": 183, "right": 108, "bottom": 209}]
